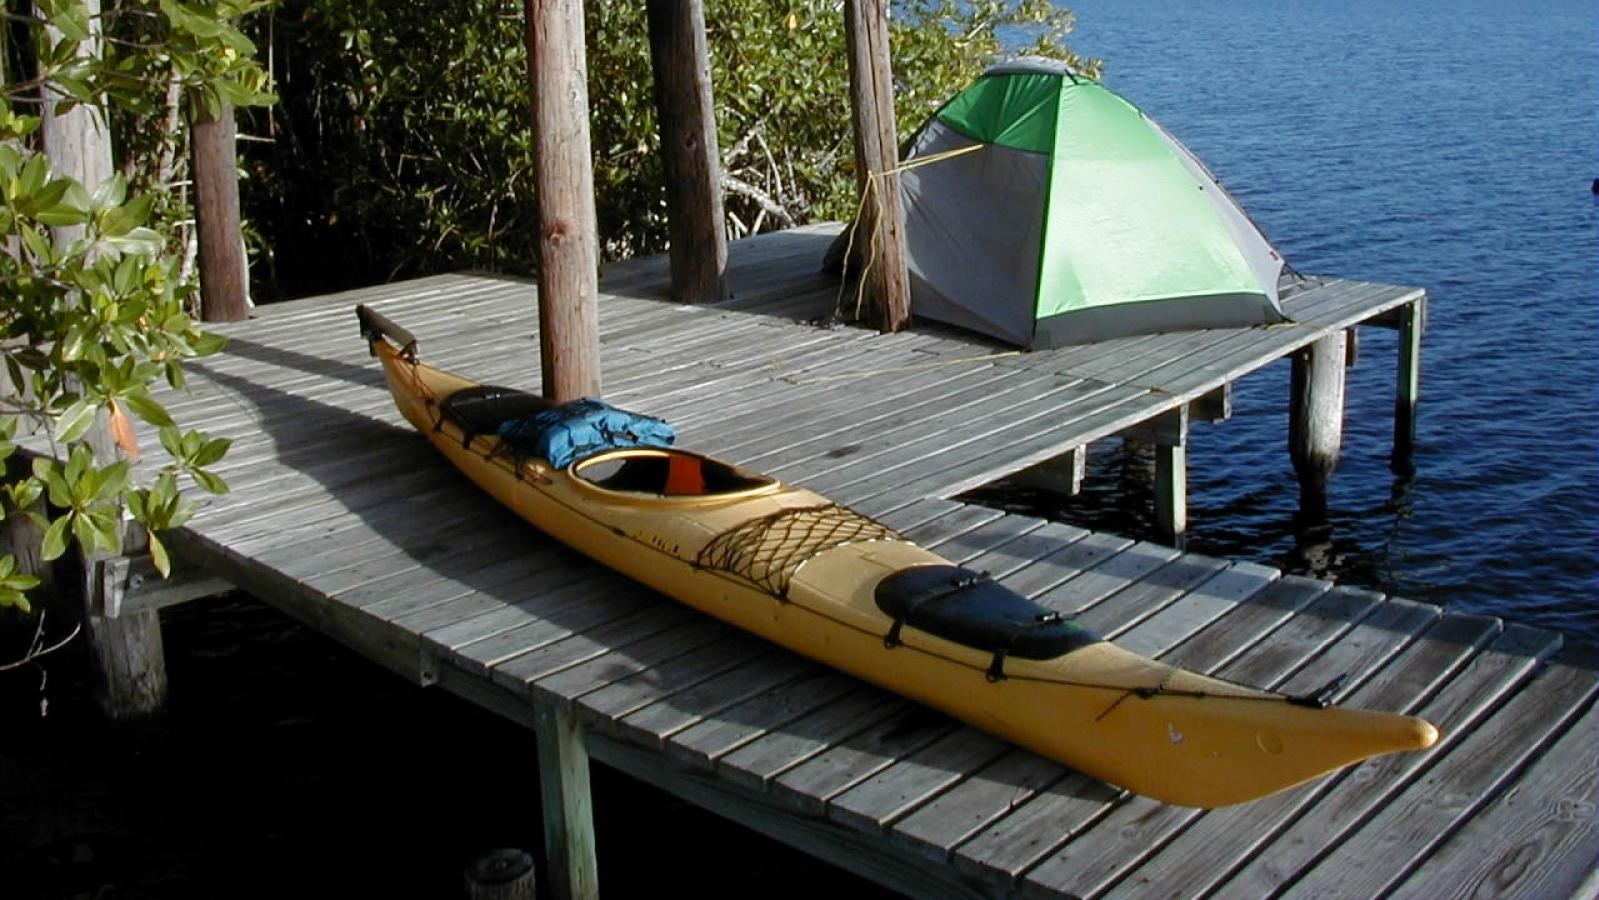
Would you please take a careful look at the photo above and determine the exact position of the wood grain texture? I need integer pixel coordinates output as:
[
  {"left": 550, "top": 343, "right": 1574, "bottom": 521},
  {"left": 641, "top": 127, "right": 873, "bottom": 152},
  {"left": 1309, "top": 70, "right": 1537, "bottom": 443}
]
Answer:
[
  {"left": 526, "top": 0, "right": 602, "bottom": 401},
  {"left": 843, "top": 0, "right": 910, "bottom": 331},
  {"left": 191, "top": 101, "right": 249, "bottom": 321},
  {"left": 646, "top": 0, "right": 728, "bottom": 303}
]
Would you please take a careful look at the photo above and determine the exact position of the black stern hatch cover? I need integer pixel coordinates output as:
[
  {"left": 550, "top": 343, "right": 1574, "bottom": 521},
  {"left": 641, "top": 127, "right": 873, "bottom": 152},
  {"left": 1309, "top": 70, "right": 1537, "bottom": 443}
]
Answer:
[{"left": 874, "top": 565, "right": 1100, "bottom": 662}]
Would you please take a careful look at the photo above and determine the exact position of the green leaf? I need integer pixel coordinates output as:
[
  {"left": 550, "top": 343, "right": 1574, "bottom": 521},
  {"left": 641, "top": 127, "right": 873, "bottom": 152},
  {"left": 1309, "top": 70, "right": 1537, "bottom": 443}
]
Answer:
[
  {"left": 190, "top": 467, "right": 229, "bottom": 495},
  {"left": 47, "top": 3, "right": 92, "bottom": 42},
  {"left": 96, "top": 460, "right": 131, "bottom": 500},
  {"left": 18, "top": 222, "right": 53, "bottom": 263},
  {"left": 1, "top": 571, "right": 40, "bottom": 592},
  {"left": 188, "top": 330, "right": 228, "bottom": 356},
  {"left": 149, "top": 532, "right": 171, "bottom": 578},
  {"left": 59, "top": 325, "right": 88, "bottom": 362},
  {"left": 124, "top": 393, "right": 175, "bottom": 427},
  {"left": 191, "top": 437, "right": 231, "bottom": 467},
  {"left": 21, "top": 177, "right": 71, "bottom": 215},
  {"left": 19, "top": 148, "right": 50, "bottom": 196},
  {"left": 90, "top": 172, "right": 128, "bottom": 209},
  {"left": 55, "top": 399, "right": 98, "bottom": 443},
  {"left": 158, "top": 425, "right": 182, "bottom": 459},
  {"left": 0, "top": 587, "right": 32, "bottom": 613},
  {"left": 106, "top": 226, "right": 164, "bottom": 256},
  {"left": 83, "top": 508, "right": 122, "bottom": 554},
  {"left": 127, "top": 488, "right": 148, "bottom": 521},
  {"left": 41, "top": 515, "right": 71, "bottom": 561},
  {"left": 71, "top": 511, "right": 96, "bottom": 553}
]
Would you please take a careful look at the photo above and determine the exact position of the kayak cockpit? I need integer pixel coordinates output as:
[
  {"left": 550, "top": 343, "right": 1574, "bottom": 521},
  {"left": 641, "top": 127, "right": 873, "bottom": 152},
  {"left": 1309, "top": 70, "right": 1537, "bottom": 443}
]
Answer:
[
  {"left": 437, "top": 385, "right": 776, "bottom": 499},
  {"left": 440, "top": 385, "right": 553, "bottom": 439},
  {"left": 573, "top": 448, "right": 776, "bottom": 499}
]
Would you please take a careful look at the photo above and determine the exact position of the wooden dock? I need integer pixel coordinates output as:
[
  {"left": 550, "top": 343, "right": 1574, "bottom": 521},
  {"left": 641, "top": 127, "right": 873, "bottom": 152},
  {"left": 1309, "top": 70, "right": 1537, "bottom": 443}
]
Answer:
[{"left": 103, "top": 226, "right": 1594, "bottom": 897}]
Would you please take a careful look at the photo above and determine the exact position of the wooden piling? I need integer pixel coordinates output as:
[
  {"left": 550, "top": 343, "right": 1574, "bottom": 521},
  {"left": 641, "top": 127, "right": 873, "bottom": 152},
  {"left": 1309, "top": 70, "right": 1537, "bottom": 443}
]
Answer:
[
  {"left": 1123, "top": 408, "right": 1190, "bottom": 545},
  {"left": 526, "top": 0, "right": 603, "bottom": 403},
  {"left": 1393, "top": 297, "right": 1424, "bottom": 472},
  {"left": 465, "top": 848, "right": 538, "bottom": 900},
  {"left": 535, "top": 703, "right": 598, "bottom": 900},
  {"left": 36, "top": 0, "right": 113, "bottom": 247},
  {"left": 33, "top": 2, "right": 170, "bottom": 719},
  {"left": 1290, "top": 331, "right": 1349, "bottom": 520},
  {"left": 647, "top": 0, "right": 728, "bottom": 304},
  {"left": 1013, "top": 445, "right": 1088, "bottom": 496},
  {"left": 84, "top": 605, "right": 168, "bottom": 719},
  {"left": 191, "top": 100, "right": 250, "bottom": 322},
  {"left": 843, "top": 0, "right": 911, "bottom": 332}
]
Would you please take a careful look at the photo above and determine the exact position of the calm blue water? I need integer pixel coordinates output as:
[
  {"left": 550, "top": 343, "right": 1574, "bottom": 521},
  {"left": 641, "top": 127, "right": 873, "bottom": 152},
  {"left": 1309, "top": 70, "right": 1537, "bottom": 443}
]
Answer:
[{"left": 1003, "top": 0, "right": 1599, "bottom": 640}]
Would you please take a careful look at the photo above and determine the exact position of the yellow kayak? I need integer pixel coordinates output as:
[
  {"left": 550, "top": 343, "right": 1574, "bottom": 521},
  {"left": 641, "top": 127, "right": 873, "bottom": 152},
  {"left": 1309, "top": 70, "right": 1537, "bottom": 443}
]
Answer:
[{"left": 356, "top": 304, "right": 1438, "bottom": 807}]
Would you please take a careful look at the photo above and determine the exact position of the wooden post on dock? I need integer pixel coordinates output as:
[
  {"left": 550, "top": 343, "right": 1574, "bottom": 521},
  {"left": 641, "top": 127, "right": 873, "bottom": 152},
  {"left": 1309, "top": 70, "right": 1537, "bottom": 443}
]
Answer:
[
  {"left": 464, "top": 848, "right": 538, "bottom": 900},
  {"left": 1392, "top": 297, "right": 1424, "bottom": 473},
  {"left": 535, "top": 703, "right": 598, "bottom": 900},
  {"left": 843, "top": 0, "right": 911, "bottom": 332},
  {"left": 1123, "top": 408, "right": 1189, "bottom": 545},
  {"left": 191, "top": 100, "right": 250, "bottom": 322},
  {"left": 36, "top": 0, "right": 112, "bottom": 247},
  {"left": 646, "top": 0, "right": 728, "bottom": 304},
  {"left": 1290, "top": 331, "right": 1348, "bottom": 520},
  {"left": 1014, "top": 446, "right": 1088, "bottom": 496},
  {"left": 526, "top": 0, "right": 603, "bottom": 403},
  {"left": 34, "top": 1, "right": 170, "bottom": 719}
]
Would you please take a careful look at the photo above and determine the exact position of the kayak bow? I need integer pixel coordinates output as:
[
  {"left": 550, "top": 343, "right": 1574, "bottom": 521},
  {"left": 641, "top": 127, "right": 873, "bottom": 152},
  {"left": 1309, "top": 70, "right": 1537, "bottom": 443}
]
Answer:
[{"left": 357, "top": 304, "right": 1438, "bottom": 807}]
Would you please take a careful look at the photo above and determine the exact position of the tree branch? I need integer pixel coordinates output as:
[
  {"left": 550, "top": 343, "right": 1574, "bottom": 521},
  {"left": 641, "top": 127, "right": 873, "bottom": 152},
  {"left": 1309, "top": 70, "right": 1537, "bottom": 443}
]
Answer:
[
  {"left": 721, "top": 172, "right": 796, "bottom": 229},
  {"left": 0, "top": 609, "right": 81, "bottom": 672}
]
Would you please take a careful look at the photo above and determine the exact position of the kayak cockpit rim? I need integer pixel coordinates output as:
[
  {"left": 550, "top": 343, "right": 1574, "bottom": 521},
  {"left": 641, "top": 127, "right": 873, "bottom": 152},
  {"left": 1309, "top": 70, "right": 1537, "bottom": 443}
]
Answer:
[{"left": 569, "top": 447, "right": 781, "bottom": 502}]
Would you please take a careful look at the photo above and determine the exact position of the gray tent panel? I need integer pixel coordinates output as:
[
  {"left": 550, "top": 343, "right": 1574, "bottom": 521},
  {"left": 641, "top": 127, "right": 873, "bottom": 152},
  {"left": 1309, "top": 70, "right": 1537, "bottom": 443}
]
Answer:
[{"left": 901, "top": 122, "right": 1048, "bottom": 347}]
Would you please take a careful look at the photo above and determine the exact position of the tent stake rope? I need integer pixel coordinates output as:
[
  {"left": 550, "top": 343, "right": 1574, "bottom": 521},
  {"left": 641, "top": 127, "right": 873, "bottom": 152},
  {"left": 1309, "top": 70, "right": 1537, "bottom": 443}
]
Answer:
[{"left": 834, "top": 143, "right": 987, "bottom": 323}]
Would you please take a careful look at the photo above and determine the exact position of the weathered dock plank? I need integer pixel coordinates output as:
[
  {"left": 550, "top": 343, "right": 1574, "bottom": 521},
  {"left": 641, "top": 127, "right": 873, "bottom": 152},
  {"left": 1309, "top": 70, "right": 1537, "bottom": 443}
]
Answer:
[{"left": 1387, "top": 681, "right": 1599, "bottom": 900}]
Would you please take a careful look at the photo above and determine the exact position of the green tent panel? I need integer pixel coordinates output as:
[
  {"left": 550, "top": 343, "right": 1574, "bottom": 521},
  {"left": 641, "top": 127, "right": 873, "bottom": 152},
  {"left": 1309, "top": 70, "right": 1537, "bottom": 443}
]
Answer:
[{"left": 899, "top": 58, "right": 1288, "bottom": 348}]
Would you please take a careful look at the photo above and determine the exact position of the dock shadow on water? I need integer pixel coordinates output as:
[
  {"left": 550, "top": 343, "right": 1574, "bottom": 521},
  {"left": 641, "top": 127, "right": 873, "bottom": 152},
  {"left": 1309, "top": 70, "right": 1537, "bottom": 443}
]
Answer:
[
  {"left": 0, "top": 595, "right": 898, "bottom": 899},
  {"left": 959, "top": 437, "right": 1417, "bottom": 596}
]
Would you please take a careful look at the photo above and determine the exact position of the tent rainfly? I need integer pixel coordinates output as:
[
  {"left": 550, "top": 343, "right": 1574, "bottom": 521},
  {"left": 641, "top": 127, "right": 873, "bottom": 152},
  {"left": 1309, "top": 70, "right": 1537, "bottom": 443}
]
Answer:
[{"left": 888, "top": 57, "right": 1291, "bottom": 348}]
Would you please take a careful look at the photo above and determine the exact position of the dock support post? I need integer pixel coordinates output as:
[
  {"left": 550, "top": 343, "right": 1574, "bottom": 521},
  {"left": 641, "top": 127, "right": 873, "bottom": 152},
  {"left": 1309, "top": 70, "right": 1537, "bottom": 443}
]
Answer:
[
  {"left": 84, "top": 604, "right": 168, "bottom": 719},
  {"left": 465, "top": 848, "right": 538, "bottom": 900},
  {"left": 1154, "top": 443, "right": 1187, "bottom": 546},
  {"left": 1122, "top": 408, "right": 1189, "bottom": 546},
  {"left": 37, "top": 0, "right": 113, "bottom": 248},
  {"left": 647, "top": 0, "right": 728, "bottom": 304},
  {"left": 526, "top": 0, "right": 603, "bottom": 403},
  {"left": 1393, "top": 297, "right": 1424, "bottom": 473},
  {"left": 843, "top": 0, "right": 911, "bottom": 332},
  {"left": 535, "top": 703, "right": 598, "bottom": 900},
  {"left": 1290, "top": 331, "right": 1349, "bottom": 521},
  {"left": 1013, "top": 445, "right": 1087, "bottom": 496},
  {"left": 84, "top": 528, "right": 170, "bottom": 719},
  {"left": 191, "top": 100, "right": 250, "bottom": 322}
]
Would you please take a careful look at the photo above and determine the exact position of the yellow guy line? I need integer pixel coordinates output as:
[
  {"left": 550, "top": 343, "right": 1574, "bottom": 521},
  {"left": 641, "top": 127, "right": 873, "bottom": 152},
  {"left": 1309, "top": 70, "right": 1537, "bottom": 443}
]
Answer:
[{"left": 835, "top": 142, "right": 987, "bottom": 321}]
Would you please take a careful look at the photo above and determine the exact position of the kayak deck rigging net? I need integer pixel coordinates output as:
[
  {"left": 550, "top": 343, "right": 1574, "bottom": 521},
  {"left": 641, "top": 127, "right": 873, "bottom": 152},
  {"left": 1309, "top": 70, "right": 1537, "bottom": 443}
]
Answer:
[{"left": 695, "top": 503, "right": 901, "bottom": 598}]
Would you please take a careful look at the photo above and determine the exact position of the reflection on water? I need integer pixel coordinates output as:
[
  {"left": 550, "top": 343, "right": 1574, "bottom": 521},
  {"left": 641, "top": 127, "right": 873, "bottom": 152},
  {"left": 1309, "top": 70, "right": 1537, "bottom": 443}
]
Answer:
[{"left": 961, "top": 435, "right": 1424, "bottom": 603}]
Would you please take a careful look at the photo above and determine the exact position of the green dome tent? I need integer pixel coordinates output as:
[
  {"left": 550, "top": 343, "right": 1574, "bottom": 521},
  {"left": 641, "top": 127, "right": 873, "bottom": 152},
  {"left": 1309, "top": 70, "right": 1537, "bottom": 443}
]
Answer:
[{"left": 889, "top": 58, "right": 1289, "bottom": 348}]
